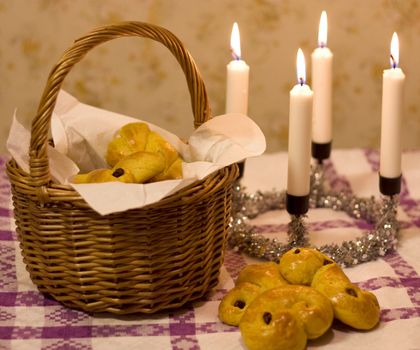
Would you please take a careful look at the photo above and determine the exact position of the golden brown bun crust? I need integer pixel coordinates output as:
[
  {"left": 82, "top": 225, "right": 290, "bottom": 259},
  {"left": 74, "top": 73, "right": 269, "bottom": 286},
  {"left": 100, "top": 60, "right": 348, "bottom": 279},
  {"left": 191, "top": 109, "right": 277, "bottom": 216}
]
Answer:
[
  {"left": 239, "top": 285, "right": 333, "bottom": 350},
  {"left": 218, "top": 282, "right": 262, "bottom": 326},
  {"left": 106, "top": 122, "right": 150, "bottom": 167},
  {"left": 311, "top": 263, "right": 380, "bottom": 330},
  {"left": 105, "top": 122, "right": 183, "bottom": 182},
  {"left": 240, "top": 306, "right": 306, "bottom": 350},
  {"left": 113, "top": 151, "right": 165, "bottom": 183},
  {"left": 236, "top": 262, "right": 288, "bottom": 291},
  {"left": 242, "top": 285, "right": 333, "bottom": 340},
  {"left": 72, "top": 168, "right": 135, "bottom": 183},
  {"left": 279, "top": 247, "right": 334, "bottom": 285}
]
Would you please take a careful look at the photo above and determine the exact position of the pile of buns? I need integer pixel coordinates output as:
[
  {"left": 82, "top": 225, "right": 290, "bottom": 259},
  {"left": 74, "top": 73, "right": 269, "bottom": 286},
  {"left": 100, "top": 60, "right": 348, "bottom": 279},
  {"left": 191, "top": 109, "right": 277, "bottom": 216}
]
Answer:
[
  {"left": 218, "top": 247, "right": 380, "bottom": 350},
  {"left": 73, "top": 122, "right": 182, "bottom": 184}
]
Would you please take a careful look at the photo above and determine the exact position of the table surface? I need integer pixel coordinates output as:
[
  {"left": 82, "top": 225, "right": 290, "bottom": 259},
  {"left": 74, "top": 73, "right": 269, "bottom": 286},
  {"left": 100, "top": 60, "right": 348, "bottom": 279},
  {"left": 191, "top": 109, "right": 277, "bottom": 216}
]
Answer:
[{"left": 1, "top": 149, "right": 420, "bottom": 350}]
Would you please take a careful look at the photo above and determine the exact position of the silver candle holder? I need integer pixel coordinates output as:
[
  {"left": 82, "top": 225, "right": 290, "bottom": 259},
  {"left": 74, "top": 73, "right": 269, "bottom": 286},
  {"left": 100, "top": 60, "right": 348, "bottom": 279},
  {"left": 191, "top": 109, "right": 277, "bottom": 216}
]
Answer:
[{"left": 228, "top": 147, "right": 400, "bottom": 267}]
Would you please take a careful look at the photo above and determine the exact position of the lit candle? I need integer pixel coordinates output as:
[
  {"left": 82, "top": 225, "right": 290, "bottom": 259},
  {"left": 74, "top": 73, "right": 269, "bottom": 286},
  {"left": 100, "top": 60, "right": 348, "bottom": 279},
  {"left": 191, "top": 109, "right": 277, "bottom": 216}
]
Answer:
[
  {"left": 311, "top": 11, "right": 333, "bottom": 147},
  {"left": 226, "top": 22, "right": 250, "bottom": 115},
  {"left": 287, "top": 49, "right": 314, "bottom": 197},
  {"left": 380, "top": 32, "right": 405, "bottom": 179}
]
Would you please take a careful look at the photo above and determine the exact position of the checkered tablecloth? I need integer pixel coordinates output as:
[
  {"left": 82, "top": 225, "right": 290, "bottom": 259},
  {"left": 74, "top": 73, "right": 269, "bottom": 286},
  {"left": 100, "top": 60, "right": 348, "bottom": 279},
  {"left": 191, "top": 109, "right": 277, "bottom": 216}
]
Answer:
[{"left": 1, "top": 149, "right": 420, "bottom": 350}]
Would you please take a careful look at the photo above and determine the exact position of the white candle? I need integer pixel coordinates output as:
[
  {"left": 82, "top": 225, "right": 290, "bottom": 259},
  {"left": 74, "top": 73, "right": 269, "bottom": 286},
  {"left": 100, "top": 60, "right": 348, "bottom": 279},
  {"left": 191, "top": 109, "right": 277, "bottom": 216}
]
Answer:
[
  {"left": 380, "top": 32, "right": 405, "bottom": 178},
  {"left": 226, "top": 22, "right": 250, "bottom": 115},
  {"left": 311, "top": 11, "right": 333, "bottom": 144},
  {"left": 287, "top": 49, "right": 314, "bottom": 196}
]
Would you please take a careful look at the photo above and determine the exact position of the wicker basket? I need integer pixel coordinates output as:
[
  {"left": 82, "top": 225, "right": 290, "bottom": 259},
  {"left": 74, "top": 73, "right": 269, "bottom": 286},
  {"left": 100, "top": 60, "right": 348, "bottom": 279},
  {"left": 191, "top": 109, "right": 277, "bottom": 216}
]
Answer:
[{"left": 6, "top": 21, "right": 238, "bottom": 314}]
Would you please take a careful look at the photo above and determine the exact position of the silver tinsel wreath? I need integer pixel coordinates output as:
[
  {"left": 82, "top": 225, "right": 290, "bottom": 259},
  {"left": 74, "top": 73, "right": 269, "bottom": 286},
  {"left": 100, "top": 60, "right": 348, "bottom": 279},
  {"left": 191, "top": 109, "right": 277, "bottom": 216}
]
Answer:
[{"left": 228, "top": 163, "right": 399, "bottom": 267}]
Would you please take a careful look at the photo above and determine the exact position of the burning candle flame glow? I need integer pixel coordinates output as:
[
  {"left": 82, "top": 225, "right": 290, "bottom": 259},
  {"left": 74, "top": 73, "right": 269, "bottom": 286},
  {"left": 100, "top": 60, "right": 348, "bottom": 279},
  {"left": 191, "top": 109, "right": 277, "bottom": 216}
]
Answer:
[
  {"left": 230, "top": 22, "right": 241, "bottom": 60},
  {"left": 390, "top": 32, "right": 399, "bottom": 69},
  {"left": 318, "top": 11, "right": 328, "bottom": 48},
  {"left": 297, "top": 48, "right": 306, "bottom": 85}
]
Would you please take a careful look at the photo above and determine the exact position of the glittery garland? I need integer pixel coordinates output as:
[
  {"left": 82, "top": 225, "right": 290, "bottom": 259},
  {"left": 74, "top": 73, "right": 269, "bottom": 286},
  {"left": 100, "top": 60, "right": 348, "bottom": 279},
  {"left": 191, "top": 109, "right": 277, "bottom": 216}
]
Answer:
[{"left": 228, "top": 163, "right": 400, "bottom": 267}]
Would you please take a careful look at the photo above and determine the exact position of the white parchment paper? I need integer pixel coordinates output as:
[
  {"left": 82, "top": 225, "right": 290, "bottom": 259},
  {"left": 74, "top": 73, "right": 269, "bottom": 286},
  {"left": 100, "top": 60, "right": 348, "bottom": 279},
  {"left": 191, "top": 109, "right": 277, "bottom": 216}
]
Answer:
[{"left": 7, "top": 90, "right": 266, "bottom": 215}]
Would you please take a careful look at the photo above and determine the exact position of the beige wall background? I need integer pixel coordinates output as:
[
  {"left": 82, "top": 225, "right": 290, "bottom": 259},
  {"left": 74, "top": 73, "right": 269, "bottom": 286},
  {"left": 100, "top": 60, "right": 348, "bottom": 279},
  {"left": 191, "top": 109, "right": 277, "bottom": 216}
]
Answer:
[{"left": 1, "top": 0, "right": 419, "bottom": 155}]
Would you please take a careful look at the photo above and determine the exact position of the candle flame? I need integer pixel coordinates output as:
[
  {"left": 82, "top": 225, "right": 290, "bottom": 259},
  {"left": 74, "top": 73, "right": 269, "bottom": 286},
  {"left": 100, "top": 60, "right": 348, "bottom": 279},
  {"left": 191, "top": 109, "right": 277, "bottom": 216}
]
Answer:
[
  {"left": 296, "top": 48, "right": 306, "bottom": 85},
  {"left": 390, "top": 32, "right": 399, "bottom": 68},
  {"left": 318, "top": 11, "right": 328, "bottom": 48},
  {"left": 230, "top": 22, "right": 241, "bottom": 60}
]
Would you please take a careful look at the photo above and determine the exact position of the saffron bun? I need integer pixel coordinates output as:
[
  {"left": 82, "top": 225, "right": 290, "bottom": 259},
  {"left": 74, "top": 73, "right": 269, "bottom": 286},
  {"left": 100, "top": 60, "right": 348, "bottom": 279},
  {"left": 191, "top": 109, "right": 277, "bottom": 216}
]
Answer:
[
  {"left": 105, "top": 122, "right": 151, "bottom": 166},
  {"left": 218, "top": 282, "right": 262, "bottom": 326},
  {"left": 311, "top": 263, "right": 380, "bottom": 330},
  {"left": 236, "top": 261, "right": 288, "bottom": 291},
  {"left": 105, "top": 122, "right": 182, "bottom": 181},
  {"left": 279, "top": 247, "right": 334, "bottom": 285},
  {"left": 240, "top": 308, "right": 306, "bottom": 350},
  {"left": 74, "top": 121, "right": 184, "bottom": 184},
  {"left": 239, "top": 285, "right": 334, "bottom": 350},
  {"left": 112, "top": 151, "right": 165, "bottom": 184},
  {"left": 72, "top": 168, "right": 135, "bottom": 184},
  {"left": 280, "top": 247, "right": 380, "bottom": 330}
]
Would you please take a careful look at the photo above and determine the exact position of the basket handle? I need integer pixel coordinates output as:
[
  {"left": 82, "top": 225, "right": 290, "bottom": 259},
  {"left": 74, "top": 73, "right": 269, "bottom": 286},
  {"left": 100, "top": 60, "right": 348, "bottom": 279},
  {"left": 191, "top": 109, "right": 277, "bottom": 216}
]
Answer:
[{"left": 29, "top": 21, "right": 211, "bottom": 187}]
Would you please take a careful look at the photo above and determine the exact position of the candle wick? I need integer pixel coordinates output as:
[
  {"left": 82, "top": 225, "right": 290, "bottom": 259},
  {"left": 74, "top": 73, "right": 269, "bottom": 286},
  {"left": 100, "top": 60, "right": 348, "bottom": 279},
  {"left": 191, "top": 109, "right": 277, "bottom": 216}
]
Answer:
[
  {"left": 319, "top": 42, "right": 326, "bottom": 48},
  {"left": 390, "top": 54, "right": 397, "bottom": 69},
  {"left": 231, "top": 48, "right": 241, "bottom": 61},
  {"left": 299, "top": 77, "right": 304, "bottom": 86}
]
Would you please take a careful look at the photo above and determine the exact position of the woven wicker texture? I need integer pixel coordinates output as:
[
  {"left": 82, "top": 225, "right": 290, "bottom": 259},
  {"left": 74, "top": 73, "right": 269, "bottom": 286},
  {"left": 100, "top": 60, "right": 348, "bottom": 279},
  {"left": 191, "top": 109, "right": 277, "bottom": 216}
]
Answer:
[{"left": 6, "top": 21, "right": 238, "bottom": 314}]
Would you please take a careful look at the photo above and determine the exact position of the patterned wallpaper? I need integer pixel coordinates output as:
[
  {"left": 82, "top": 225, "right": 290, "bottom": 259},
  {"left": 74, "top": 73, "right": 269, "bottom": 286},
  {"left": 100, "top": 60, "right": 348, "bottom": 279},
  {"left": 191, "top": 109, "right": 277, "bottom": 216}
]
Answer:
[{"left": 1, "top": 0, "right": 419, "bottom": 155}]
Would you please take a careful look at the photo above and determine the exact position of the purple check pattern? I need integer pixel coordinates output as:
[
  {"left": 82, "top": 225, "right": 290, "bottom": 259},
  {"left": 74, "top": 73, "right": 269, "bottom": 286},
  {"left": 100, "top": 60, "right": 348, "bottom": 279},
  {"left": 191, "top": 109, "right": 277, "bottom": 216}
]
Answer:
[{"left": 1, "top": 151, "right": 420, "bottom": 350}]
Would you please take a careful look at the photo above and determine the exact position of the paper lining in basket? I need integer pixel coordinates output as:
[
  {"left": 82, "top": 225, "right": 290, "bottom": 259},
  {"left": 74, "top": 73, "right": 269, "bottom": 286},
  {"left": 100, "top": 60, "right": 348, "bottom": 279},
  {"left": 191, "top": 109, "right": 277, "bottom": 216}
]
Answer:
[{"left": 7, "top": 90, "right": 266, "bottom": 215}]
